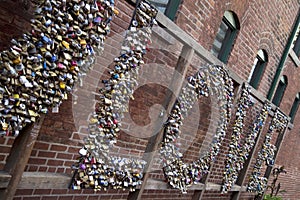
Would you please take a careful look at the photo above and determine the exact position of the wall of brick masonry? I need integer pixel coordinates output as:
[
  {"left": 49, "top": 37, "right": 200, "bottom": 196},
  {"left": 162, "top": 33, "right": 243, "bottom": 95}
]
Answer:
[
  {"left": 0, "top": 0, "right": 34, "bottom": 51},
  {"left": 0, "top": 0, "right": 300, "bottom": 199}
]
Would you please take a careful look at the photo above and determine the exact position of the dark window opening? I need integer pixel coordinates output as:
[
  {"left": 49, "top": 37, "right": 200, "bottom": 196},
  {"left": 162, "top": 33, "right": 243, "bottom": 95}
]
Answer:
[
  {"left": 289, "top": 93, "right": 300, "bottom": 123},
  {"left": 211, "top": 11, "right": 240, "bottom": 63},
  {"left": 249, "top": 50, "right": 268, "bottom": 89},
  {"left": 272, "top": 76, "right": 288, "bottom": 107},
  {"left": 293, "top": 30, "right": 300, "bottom": 57}
]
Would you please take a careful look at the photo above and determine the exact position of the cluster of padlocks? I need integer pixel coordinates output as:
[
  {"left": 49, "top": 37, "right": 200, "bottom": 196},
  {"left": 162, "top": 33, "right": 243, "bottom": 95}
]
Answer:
[
  {"left": 247, "top": 109, "right": 288, "bottom": 194},
  {"left": 222, "top": 100, "right": 271, "bottom": 193},
  {"left": 0, "top": 0, "right": 116, "bottom": 136},
  {"left": 0, "top": 0, "right": 290, "bottom": 196},
  {"left": 221, "top": 85, "right": 253, "bottom": 193},
  {"left": 160, "top": 65, "right": 234, "bottom": 193},
  {"left": 71, "top": 0, "right": 158, "bottom": 191}
]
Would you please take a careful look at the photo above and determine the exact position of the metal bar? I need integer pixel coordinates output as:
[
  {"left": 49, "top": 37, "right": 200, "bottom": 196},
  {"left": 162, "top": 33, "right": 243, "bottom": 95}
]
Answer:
[
  {"left": 127, "top": 45, "right": 194, "bottom": 200},
  {"left": 0, "top": 114, "right": 45, "bottom": 200}
]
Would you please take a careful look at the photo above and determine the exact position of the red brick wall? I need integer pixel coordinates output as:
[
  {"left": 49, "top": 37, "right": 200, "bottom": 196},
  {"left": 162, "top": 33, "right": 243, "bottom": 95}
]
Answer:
[
  {"left": 0, "top": 0, "right": 299, "bottom": 199},
  {"left": 176, "top": 0, "right": 299, "bottom": 97},
  {"left": 0, "top": 0, "right": 34, "bottom": 50}
]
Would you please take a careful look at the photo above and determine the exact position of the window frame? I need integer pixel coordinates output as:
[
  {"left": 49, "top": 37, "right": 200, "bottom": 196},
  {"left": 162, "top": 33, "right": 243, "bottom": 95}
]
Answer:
[
  {"left": 147, "top": 0, "right": 181, "bottom": 20},
  {"left": 272, "top": 75, "right": 288, "bottom": 107},
  {"left": 293, "top": 33, "right": 300, "bottom": 56},
  {"left": 292, "top": 25, "right": 300, "bottom": 57},
  {"left": 249, "top": 50, "right": 268, "bottom": 89},
  {"left": 289, "top": 93, "right": 300, "bottom": 123},
  {"left": 212, "top": 11, "right": 240, "bottom": 63}
]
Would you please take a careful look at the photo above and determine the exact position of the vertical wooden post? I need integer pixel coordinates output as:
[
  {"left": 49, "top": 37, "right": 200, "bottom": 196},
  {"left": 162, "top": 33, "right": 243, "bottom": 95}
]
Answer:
[
  {"left": 0, "top": 114, "right": 45, "bottom": 200},
  {"left": 127, "top": 45, "right": 194, "bottom": 200}
]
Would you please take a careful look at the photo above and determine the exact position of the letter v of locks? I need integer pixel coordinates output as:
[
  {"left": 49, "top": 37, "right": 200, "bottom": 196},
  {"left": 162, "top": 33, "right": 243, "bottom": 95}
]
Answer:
[{"left": 70, "top": 0, "right": 159, "bottom": 191}]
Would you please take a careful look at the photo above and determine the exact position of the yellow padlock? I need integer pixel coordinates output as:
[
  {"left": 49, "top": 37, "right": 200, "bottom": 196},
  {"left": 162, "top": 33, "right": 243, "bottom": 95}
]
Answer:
[
  {"left": 80, "top": 39, "right": 87, "bottom": 46},
  {"left": 62, "top": 41, "right": 70, "bottom": 49},
  {"left": 70, "top": 66, "right": 76, "bottom": 71},
  {"left": 2, "top": 122, "right": 8, "bottom": 130},
  {"left": 113, "top": 9, "right": 119, "bottom": 15},
  {"left": 59, "top": 82, "right": 66, "bottom": 89},
  {"left": 13, "top": 94, "right": 20, "bottom": 99},
  {"left": 12, "top": 57, "right": 21, "bottom": 64}
]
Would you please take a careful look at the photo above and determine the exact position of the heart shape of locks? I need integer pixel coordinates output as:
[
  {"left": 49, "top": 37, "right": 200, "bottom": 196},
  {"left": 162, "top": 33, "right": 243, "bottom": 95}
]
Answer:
[
  {"left": 0, "top": 0, "right": 116, "bottom": 136},
  {"left": 160, "top": 64, "right": 234, "bottom": 193}
]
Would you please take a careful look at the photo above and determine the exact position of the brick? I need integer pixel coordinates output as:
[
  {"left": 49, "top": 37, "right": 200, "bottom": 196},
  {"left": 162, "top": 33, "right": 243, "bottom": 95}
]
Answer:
[
  {"left": 38, "top": 166, "right": 48, "bottom": 172},
  {"left": 56, "top": 167, "right": 65, "bottom": 173},
  {"left": 48, "top": 167, "right": 56, "bottom": 173},
  {"left": 28, "top": 158, "right": 47, "bottom": 165},
  {"left": 1, "top": 146, "right": 11, "bottom": 153},
  {"left": 52, "top": 189, "right": 68, "bottom": 195},
  {"left": 68, "top": 190, "right": 82, "bottom": 195},
  {"left": 41, "top": 197, "right": 58, "bottom": 200},
  {"left": 56, "top": 153, "right": 73, "bottom": 160},
  {"left": 27, "top": 165, "right": 39, "bottom": 172},
  {"left": 33, "top": 189, "right": 52, "bottom": 195},
  {"left": 38, "top": 151, "right": 56, "bottom": 158},
  {"left": 15, "top": 189, "right": 34, "bottom": 196},
  {"left": 6, "top": 138, "right": 15, "bottom": 145},
  {"left": 72, "top": 196, "right": 93, "bottom": 200},
  {"left": 0, "top": 154, "right": 6, "bottom": 162},
  {"left": 58, "top": 196, "right": 73, "bottom": 200},
  {"left": 47, "top": 160, "right": 64, "bottom": 166},
  {"left": 23, "top": 197, "right": 41, "bottom": 200},
  {"left": 87, "top": 195, "right": 100, "bottom": 200},
  {"left": 34, "top": 142, "right": 50, "bottom": 150},
  {"left": 50, "top": 145, "right": 67, "bottom": 152}
]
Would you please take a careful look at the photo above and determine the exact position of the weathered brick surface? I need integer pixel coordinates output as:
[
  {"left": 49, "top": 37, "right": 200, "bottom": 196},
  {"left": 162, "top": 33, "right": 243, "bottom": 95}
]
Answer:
[{"left": 0, "top": 0, "right": 299, "bottom": 199}]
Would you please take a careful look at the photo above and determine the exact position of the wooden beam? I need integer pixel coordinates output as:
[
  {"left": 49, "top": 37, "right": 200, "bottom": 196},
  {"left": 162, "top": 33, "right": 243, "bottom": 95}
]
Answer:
[
  {"left": 0, "top": 172, "right": 246, "bottom": 192},
  {"left": 19, "top": 172, "right": 70, "bottom": 189},
  {"left": 145, "top": 179, "right": 205, "bottom": 190},
  {"left": 127, "top": 45, "right": 194, "bottom": 200},
  {"left": 0, "top": 114, "right": 45, "bottom": 200}
]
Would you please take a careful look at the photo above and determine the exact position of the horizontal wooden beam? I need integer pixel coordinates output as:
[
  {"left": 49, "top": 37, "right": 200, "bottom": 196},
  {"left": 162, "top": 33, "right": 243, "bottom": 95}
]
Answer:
[
  {"left": 0, "top": 172, "right": 70, "bottom": 189},
  {"left": 18, "top": 172, "right": 71, "bottom": 189},
  {"left": 0, "top": 172, "right": 246, "bottom": 192},
  {"left": 146, "top": 179, "right": 204, "bottom": 190}
]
